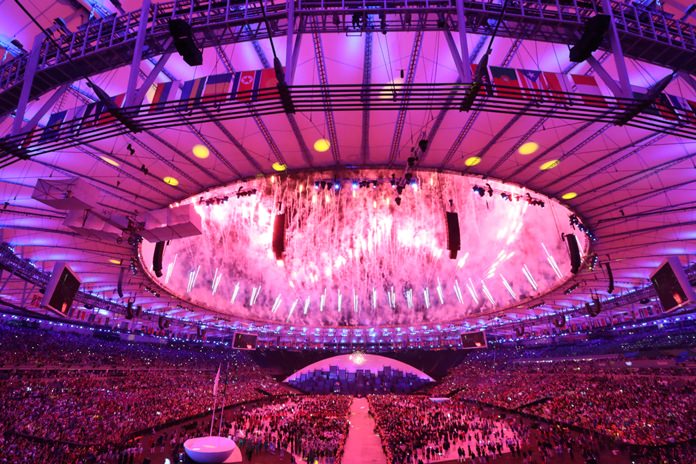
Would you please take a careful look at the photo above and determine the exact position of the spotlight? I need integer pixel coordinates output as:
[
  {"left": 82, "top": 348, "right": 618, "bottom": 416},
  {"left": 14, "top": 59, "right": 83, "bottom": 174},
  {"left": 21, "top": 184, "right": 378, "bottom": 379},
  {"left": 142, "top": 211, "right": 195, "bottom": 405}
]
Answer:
[
  {"left": 333, "top": 181, "right": 341, "bottom": 190},
  {"left": 314, "top": 181, "right": 320, "bottom": 190},
  {"left": 395, "top": 196, "right": 402, "bottom": 206},
  {"left": 352, "top": 180, "right": 358, "bottom": 190},
  {"left": 418, "top": 139, "right": 428, "bottom": 152},
  {"left": 390, "top": 174, "right": 397, "bottom": 187},
  {"left": 407, "top": 157, "right": 417, "bottom": 168},
  {"left": 396, "top": 185, "right": 404, "bottom": 195},
  {"left": 485, "top": 183, "right": 493, "bottom": 197}
]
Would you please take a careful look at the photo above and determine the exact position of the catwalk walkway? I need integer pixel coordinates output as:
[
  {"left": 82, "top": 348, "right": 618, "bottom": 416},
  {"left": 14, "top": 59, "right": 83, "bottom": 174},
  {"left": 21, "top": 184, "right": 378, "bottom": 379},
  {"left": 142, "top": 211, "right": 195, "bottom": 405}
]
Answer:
[{"left": 342, "top": 397, "right": 388, "bottom": 464}]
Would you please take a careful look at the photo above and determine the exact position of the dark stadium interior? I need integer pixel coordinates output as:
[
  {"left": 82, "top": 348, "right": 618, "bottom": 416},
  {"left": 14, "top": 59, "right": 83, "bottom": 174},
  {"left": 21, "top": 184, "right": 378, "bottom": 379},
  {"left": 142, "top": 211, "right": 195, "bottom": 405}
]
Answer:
[{"left": 0, "top": 0, "right": 695, "bottom": 463}]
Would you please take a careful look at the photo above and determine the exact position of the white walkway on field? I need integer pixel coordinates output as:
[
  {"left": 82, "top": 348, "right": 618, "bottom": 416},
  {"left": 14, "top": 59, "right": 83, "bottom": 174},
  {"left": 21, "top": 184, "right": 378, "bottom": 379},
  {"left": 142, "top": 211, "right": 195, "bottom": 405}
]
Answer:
[{"left": 342, "top": 397, "right": 388, "bottom": 464}]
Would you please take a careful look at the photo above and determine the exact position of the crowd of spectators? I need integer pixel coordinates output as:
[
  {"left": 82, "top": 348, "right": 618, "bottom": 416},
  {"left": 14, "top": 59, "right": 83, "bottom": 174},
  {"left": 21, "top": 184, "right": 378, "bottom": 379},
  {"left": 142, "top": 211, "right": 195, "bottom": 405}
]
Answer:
[
  {"left": 369, "top": 395, "right": 529, "bottom": 464},
  {"left": 227, "top": 395, "right": 351, "bottom": 463},
  {"left": 431, "top": 358, "right": 696, "bottom": 447},
  {"left": 0, "top": 318, "right": 295, "bottom": 463}
]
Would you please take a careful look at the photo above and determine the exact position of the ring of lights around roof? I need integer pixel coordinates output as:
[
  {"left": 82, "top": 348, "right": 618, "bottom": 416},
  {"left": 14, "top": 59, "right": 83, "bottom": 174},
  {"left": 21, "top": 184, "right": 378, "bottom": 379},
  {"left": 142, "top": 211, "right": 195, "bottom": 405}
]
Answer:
[{"left": 139, "top": 170, "right": 588, "bottom": 327}]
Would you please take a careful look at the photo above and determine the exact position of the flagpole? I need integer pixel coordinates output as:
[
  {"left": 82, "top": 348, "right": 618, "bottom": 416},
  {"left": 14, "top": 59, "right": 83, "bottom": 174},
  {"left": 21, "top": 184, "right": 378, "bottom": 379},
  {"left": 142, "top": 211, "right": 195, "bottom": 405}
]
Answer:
[
  {"left": 209, "top": 364, "right": 221, "bottom": 436},
  {"left": 217, "top": 361, "right": 230, "bottom": 436}
]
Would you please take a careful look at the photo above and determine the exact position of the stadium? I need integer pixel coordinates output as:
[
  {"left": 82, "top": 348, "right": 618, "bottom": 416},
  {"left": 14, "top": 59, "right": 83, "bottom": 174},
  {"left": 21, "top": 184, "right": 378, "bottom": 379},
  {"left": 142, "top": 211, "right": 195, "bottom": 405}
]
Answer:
[{"left": 0, "top": 0, "right": 694, "bottom": 462}]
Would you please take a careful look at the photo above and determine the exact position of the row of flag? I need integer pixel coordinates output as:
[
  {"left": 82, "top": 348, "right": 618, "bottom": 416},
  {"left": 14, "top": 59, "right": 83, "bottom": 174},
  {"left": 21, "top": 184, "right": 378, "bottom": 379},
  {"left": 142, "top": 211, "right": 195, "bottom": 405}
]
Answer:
[
  {"left": 483, "top": 66, "right": 695, "bottom": 123},
  {"left": 25, "top": 67, "right": 282, "bottom": 145},
  {"left": 20, "top": 65, "right": 696, "bottom": 146}
]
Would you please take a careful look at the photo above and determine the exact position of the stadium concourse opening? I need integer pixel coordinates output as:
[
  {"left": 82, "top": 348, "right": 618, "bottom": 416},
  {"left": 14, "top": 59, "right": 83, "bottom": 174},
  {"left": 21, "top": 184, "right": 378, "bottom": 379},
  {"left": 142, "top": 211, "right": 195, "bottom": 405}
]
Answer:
[{"left": 0, "top": 0, "right": 695, "bottom": 463}]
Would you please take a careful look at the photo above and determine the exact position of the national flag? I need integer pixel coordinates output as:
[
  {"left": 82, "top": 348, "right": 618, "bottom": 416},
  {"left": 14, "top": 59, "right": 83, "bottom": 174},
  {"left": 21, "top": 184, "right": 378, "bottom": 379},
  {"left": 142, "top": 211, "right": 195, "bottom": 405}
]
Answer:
[
  {"left": 687, "top": 99, "right": 696, "bottom": 123},
  {"left": 490, "top": 66, "right": 522, "bottom": 98},
  {"left": 469, "top": 63, "right": 493, "bottom": 96},
  {"left": 202, "top": 73, "right": 233, "bottom": 103},
  {"left": 149, "top": 81, "right": 175, "bottom": 113},
  {"left": 257, "top": 68, "right": 280, "bottom": 101},
  {"left": 516, "top": 69, "right": 543, "bottom": 96},
  {"left": 570, "top": 74, "right": 608, "bottom": 107},
  {"left": 648, "top": 93, "right": 678, "bottom": 121},
  {"left": 19, "top": 126, "right": 37, "bottom": 149},
  {"left": 236, "top": 70, "right": 258, "bottom": 102},
  {"left": 95, "top": 93, "right": 126, "bottom": 127},
  {"left": 64, "top": 104, "right": 88, "bottom": 136},
  {"left": 540, "top": 71, "right": 571, "bottom": 103},
  {"left": 80, "top": 102, "right": 105, "bottom": 130},
  {"left": 179, "top": 76, "right": 207, "bottom": 110},
  {"left": 40, "top": 110, "right": 67, "bottom": 142},
  {"left": 213, "top": 364, "right": 221, "bottom": 396},
  {"left": 667, "top": 95, "right": 696, "bottom": 125}
]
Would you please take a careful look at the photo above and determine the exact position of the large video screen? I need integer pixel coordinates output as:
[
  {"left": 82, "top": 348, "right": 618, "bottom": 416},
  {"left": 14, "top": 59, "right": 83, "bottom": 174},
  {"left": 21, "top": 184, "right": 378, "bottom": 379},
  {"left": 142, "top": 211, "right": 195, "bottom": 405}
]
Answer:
[
  {"left": 460, "top": 331, "right": 487, "bottom": 349},
  {"left": 41, "top": 262, "right": 81, "bottom": 317},
  {"left": 232, "top": 332, "right": 258, "bottom": 350},
  {"left": 650, "top": 257, "right": 695, "bottom": 312}
]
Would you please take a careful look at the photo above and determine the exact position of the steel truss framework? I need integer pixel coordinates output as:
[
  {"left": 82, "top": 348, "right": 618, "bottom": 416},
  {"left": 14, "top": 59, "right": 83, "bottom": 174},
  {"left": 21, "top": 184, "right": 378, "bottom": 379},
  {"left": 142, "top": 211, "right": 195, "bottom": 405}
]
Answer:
[
  {"left": 1, "top": 83, "right": 695, "bottom": 166},
  {"left": 0, "top": 0, "right": 695, "bottom": 117}
]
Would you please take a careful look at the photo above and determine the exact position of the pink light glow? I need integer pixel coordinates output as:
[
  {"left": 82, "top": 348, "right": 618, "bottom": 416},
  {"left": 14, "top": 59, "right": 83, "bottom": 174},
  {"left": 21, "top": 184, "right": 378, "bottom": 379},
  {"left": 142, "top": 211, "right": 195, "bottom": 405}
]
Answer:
[{"left": 141, "top": 170, "right": 586, "bottom": 326}]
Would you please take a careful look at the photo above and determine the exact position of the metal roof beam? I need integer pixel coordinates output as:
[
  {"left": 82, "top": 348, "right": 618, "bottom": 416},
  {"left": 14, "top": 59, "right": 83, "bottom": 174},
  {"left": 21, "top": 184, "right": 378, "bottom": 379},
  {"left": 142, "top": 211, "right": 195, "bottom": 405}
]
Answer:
[
  {"left": 311, "top": 22, "right": 341, "bottom": 165},
  {"left": 387, "top": 30, "right": 423, "bottom": 166},
  {"left": 360, "top": 32, "right": 372, "bottom": 164}
]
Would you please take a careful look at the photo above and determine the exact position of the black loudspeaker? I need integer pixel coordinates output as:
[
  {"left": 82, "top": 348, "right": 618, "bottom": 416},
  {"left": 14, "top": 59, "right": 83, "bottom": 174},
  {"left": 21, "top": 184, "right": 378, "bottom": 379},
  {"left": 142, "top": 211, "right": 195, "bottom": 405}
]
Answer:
[
  {"left": 514, "top": 325, "right": 525, "bottom": 337},
  {"left": 168, "top": 19, "right": 203, "bottom": 66},
  {"left": 153, "top": 241, "right": 165, "bottom": 277},
  {"left": 446, "top": 212, "right": 461, "bottom": 259},
  {"left": 565, "top": 234, "right": 581, "bottom": 274},
  {"left": 117, "top": 266, "right": 125, "bottom": 298},
  {"left": 570, "top": 15, "right": 611, "bottom": 62},
  {"left": 586, "top": 297, "right": 602, "bottom": 317},
  {"left": 272, "top": 213, "right": 286, "bottom": 260},
  {"left": 606, "top": 262, "right": 614, "bottom": 294},
  {"left": 125, "top": 300, "right": 134, "bottom": 320}
]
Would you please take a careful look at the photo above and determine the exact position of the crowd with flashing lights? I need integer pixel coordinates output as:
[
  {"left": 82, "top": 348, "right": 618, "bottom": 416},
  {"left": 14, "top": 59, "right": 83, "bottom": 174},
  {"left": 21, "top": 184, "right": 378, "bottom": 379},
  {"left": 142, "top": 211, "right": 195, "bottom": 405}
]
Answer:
[
  {"left": 367, "top": 394, "right": 630, "bottom": 464},
  {"left": 0, "top": 319, "right": 296, "bottom": 464},
  {"left": 227, "top": 395, "right": 351, "bottom": 463},
  {"left": 431, "top": 360, "right": 696, "bottom": 447},
  {"left": 1, "top": 315, "right": 696, "bottom": 464}
]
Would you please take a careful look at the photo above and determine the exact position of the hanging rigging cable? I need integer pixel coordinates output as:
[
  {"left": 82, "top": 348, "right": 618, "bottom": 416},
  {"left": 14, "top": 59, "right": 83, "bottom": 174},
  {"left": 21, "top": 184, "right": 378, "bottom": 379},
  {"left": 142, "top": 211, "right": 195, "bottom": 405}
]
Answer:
[
  {"left": 460, "top": 0, "right": 510, "bottom": 111},
  {"left": 259, "top": 0, "right": 296, "bottom": 114}
]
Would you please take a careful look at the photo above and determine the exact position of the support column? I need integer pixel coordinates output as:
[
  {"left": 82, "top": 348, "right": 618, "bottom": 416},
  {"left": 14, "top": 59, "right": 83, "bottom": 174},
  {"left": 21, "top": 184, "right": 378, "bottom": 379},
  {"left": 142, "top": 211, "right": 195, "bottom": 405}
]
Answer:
[
  {"left": 11, "top": 33, "right": 45, "bottom": 136},
  {"left": 587, "top": 55, "right": 622, "bottom": 98},
  {"left": 455, "top": 0, "right": 472, "bottom": 82},
  {"left": 124, "top": 0, "right": 152, "bottom": 107},
  {"left": 285, "top": 0, "right": 295, "bottom": 84},
  {"left": 600, "top": 0, "right": 631, "bottom": 98}
]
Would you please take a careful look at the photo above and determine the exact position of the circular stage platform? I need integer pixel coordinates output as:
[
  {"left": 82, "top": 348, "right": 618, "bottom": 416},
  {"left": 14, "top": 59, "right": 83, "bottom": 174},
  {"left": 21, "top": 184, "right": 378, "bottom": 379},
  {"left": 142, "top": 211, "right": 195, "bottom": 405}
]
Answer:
[{"left": 183, "top": 436, "right": 242, "bottom": 464}]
